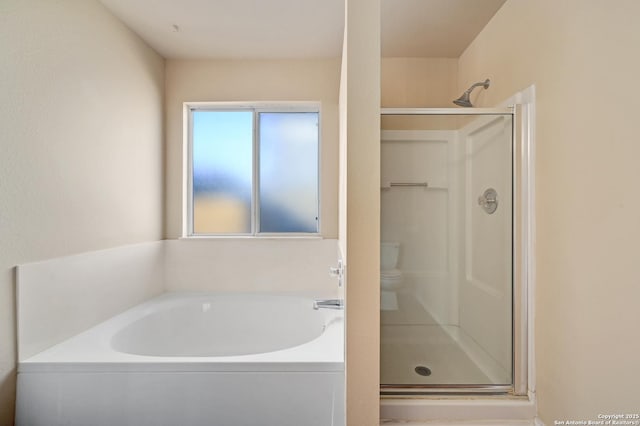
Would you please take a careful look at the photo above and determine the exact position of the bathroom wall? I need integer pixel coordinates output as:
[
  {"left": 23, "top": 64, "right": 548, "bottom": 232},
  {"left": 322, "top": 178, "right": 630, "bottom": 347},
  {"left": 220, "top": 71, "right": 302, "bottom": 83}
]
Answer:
[
  {"left": 0, "top": 0, "right": 165, "bottom": 422},
  {"left": 17, "top": 243, "right": 165, "bottom": 360},
  {"left": 164, "top": 58, "right": 341, "bottom": 240},
  {"left": 458, "top": 0, "right": 640, "bottom": 422},
  {"left": 381, "top": 57, "right": 458, "bottom": 108},
  {"left": 381, "top": 58, "right": 459, "bottom": 131},
  {"left": 164, "top": 239, "right": 340, "bottom": 297},
  {"left": 341, "top": 0, "right": 381, "bottom": 424}
]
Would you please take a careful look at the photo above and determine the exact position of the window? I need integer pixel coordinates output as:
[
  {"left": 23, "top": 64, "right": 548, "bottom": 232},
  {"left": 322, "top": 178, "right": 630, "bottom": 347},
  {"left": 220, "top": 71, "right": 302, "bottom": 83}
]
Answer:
[{"left": 186, "top": 103, "right": 320, "bottom": 236}]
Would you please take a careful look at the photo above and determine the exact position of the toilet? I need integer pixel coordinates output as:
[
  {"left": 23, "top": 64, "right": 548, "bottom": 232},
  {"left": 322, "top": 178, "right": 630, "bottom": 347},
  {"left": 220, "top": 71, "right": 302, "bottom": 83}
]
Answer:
[{"left": 381, "top": 242, "right": 403, "bottom": 310}]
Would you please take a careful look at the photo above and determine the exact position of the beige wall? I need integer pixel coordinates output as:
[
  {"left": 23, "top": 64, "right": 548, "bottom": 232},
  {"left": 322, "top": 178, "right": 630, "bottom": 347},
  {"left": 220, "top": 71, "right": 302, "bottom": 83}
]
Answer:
[
  {"left": 164, "top": 58, "right": 340, "bottom": 239},
  {"left": 381, "top": 57, "right": 458, "bottom": 108},
  {"left": 0, "top": 0, "right": 165, "bottom": 423},
  {"left": 342, "top": 0, "right": 381, "bottom": 424},
  {"left": 381, "top": 57, "right": 458, "bottom": 130},
  {"left": 458, "top": 0, "right": 640, "bottom": 422}
]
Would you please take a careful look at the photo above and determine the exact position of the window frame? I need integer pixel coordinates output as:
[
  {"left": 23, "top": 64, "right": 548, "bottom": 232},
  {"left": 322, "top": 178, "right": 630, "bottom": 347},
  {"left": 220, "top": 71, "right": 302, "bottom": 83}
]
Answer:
[{"left": 183, "top": 101, "right": 322, "bottom": 238}]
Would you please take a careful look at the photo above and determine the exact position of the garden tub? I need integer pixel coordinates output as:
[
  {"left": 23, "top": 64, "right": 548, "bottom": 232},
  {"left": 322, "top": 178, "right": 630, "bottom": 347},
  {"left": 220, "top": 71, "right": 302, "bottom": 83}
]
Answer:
[{"left": 16, "top": 292, "right": 344, "bottom": 426}]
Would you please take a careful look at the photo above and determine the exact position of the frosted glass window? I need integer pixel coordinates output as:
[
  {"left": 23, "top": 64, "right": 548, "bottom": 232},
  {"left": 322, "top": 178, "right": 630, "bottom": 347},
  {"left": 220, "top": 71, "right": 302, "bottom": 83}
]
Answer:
[
  {"left": 259, "top": 112, "right": 319, "bottom": 233},
  {"left": 192, "top": 111, "right": 253, "bottom": 234},
  {"left": 188, "top": 105, "right": 320, "bottom": 236}
]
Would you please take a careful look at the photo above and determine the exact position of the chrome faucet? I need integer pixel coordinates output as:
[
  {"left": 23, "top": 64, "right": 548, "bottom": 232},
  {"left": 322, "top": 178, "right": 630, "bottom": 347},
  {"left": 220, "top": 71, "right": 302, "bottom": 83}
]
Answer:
[{"left": 313, "top": 299, "right": 344, "bottom": 310}]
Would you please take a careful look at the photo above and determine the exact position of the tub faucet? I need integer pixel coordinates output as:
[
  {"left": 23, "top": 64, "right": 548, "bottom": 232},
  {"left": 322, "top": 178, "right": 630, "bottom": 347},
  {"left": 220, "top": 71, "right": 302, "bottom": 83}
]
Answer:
[{"left": 313, "top": 299, "right": 344, "bottom": 310}]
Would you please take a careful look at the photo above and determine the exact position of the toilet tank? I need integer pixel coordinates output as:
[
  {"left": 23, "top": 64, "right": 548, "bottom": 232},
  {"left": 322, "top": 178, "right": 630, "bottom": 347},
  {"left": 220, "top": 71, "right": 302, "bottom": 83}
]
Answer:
[{"left": 380, "top": 242, "right": 400, "bottom": 270}]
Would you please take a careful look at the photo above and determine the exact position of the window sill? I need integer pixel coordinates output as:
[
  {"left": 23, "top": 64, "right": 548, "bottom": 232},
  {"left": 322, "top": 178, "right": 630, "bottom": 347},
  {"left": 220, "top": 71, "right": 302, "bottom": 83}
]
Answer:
[{"left": 179, "top": 235, "right": 324, "bottom": 241}]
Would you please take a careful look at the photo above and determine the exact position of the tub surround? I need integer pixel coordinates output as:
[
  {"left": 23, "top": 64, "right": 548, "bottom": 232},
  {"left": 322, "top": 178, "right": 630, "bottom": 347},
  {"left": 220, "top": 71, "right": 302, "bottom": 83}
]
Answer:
[
  {"left": 16, "top": 242, "right": 165, "bottom": 361},
  {"left": 17, "top": 239, "right": 341, "bottom": 362},
  {"left": 164, "top": 238, "right": 340, "bottom": 293}
]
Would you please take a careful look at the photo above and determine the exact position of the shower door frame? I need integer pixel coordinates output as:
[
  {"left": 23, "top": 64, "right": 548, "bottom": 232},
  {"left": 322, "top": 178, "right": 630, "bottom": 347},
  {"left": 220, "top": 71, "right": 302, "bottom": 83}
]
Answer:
[{"left": 379, "top": 105, "right": 532, "bottom": 397}]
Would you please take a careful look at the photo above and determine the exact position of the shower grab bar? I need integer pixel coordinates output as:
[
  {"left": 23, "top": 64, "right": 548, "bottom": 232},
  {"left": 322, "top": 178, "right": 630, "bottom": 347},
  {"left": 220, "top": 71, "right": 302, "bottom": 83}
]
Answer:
[{"left": 381, "top": 182, "right": 429, "bottom": 189}]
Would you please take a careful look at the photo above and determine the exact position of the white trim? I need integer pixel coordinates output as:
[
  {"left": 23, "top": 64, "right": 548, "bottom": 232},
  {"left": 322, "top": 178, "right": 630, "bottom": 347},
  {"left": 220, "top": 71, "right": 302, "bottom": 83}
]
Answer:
[
  {"left": 182, "top": 104, "right": 191, "bottom": 238},
  {"left": 178, "top": 235, "right": 324, "bottom": 241},
  {"left": 498, "top": 85, "right": 536, "bottom": 396},
  {"left": 380, "top": 397, "right": 537, "bottom": 423},
  {"left": 186, "top": 100, "right": 321, "bottom": 111},
  {"left": 182, "top": 101, "right": 322, "bottom": 238},
  {"left": 381, "top": 107, "right": 513, "bottom": 115},
  {"left": 253, "top": 110, "right": 260, "bottom": 235}
]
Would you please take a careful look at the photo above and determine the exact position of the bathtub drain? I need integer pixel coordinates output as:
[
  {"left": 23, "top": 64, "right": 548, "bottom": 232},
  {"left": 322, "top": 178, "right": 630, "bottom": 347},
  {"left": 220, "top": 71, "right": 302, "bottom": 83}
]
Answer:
[{"left": 414, "top": 366, "right": 432, "bottom": 377}]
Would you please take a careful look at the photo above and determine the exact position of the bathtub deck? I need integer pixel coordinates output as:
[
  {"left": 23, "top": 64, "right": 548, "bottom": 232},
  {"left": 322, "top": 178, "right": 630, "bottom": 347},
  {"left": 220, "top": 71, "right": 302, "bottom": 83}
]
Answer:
[{"left": 19, "top": 292, "right": 344, "bottom": 373}]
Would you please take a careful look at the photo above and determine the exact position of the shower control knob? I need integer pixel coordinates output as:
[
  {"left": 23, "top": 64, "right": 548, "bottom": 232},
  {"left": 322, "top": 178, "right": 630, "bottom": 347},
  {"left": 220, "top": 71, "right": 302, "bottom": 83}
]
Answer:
[
  {"left": 329, "top": 260, "right": 345, "bottom": 287},
  {"left": 478, "top": 188, "right": 498, "bottom": 214}
]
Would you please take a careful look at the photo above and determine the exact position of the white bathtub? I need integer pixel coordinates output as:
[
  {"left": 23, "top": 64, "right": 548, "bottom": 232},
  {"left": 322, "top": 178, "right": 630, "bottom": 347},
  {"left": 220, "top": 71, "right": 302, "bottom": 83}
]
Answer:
[{"left": 16, "top": 292, "right": 345, "bottom": 426}]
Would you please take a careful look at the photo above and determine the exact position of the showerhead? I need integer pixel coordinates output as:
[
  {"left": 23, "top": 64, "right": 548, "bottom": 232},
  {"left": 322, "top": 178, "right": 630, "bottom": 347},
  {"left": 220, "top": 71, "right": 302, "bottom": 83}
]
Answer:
[
  {"left": 453, "top": 79, "right": 490, "bottom": 107},
  {"left": 453, "top": 92, "right": 473, "bottom": 108}
]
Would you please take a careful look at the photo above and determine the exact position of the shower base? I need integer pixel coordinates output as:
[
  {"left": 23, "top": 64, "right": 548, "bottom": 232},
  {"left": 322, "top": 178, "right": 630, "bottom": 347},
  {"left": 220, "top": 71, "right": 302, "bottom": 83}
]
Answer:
[
  {"left": 381, "top": 292, "right": 508, "bottom": 387},
  {"left": 381, "top": 323, "right": 489, "bottom": 385}
]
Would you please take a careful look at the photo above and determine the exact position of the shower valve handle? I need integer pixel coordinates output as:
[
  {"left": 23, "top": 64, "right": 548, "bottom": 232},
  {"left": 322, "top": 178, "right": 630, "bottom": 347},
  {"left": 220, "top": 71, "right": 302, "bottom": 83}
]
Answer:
[
  {"left": 329, "top": 260, "right": 344, "bottom": 287},
  {"left": 478, "top": 188, "right": 498, "bottom": 214}
]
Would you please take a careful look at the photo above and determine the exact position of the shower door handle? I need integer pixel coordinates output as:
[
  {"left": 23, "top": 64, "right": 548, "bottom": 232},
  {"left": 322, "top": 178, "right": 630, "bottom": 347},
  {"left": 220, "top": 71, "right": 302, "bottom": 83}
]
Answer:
[{"left": 478, "top": 188, "right": 498, "bottom": 214}]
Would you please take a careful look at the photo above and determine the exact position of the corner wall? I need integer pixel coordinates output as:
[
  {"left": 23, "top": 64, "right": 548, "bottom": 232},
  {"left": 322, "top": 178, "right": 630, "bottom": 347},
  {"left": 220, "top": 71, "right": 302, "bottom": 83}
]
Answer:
[
  {"left": 0, "top": 0, "right": 165, "bottom": 422},
  {"left": 342, "top": 0, "right": 381, "bottom": 424},
  {"left": 458, "top": 0, "right": 640, "bottom": 422}
]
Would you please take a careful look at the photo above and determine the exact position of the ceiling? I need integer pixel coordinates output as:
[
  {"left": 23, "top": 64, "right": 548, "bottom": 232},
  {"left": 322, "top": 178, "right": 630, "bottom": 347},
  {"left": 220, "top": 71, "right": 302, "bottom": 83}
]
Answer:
[{"left": 99, "top": 0, "right": 506, "bottom": 59}]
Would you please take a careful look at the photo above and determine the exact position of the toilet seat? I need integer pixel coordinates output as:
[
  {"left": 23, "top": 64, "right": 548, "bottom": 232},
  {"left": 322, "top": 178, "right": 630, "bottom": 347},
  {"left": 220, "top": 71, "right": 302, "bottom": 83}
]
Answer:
[
  {"left": 381, "top": 268, "right": 402, "bottom": 290},
  {"left": 381, "top": 268, "right": 401, "bottom": 279},
  {"left": 380, "top": 242, "right": 402, "bottom": 293}
]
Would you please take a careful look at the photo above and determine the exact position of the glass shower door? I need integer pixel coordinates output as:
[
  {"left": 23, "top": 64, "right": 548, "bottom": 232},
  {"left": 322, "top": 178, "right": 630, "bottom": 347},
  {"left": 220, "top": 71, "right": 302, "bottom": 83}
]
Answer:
[{"left": 380, "top": 111, "right": 513, "bottom": 390}]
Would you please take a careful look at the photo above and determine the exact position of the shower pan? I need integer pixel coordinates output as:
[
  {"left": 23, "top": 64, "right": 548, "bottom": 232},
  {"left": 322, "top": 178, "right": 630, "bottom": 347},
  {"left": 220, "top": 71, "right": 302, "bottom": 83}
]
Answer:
[{"left": 379, "top": 107, "right": 527, "bottom": 396}]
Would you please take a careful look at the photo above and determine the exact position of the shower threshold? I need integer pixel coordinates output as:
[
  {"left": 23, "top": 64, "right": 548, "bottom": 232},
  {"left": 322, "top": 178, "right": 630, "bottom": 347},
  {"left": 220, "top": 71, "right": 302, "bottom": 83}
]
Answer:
[
  {"left": 380, "top": 394, "right": 536, "bottom": 424},
  {"left": 380, "top": 384, "right": 514, "bottom": 396}
]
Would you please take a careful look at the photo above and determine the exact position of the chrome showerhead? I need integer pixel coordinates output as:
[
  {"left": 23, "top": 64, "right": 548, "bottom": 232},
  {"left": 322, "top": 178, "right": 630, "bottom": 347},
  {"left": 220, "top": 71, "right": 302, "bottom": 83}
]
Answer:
[
  {"left": 453, "top": 92, "right": 473, "bottom": 108},
  {"left": 453, "top": 79, "right": 490, "bottom": 107}
]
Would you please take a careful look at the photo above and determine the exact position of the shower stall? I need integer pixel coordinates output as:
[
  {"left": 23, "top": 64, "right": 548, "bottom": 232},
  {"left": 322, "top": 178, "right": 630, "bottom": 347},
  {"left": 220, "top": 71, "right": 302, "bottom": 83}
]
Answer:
[{"left": 380, "top": 107, "right": 525, "bottom": 394}]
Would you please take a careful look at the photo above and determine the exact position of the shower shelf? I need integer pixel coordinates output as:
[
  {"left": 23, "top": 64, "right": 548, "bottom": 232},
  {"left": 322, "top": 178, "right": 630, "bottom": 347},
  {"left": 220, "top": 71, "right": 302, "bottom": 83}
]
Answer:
[
  {"left": 380, "top": 182, "right": 447, "bottom": 190},
  {"left": 387, "top": 182, "right": 428, "bottom": 187}
]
